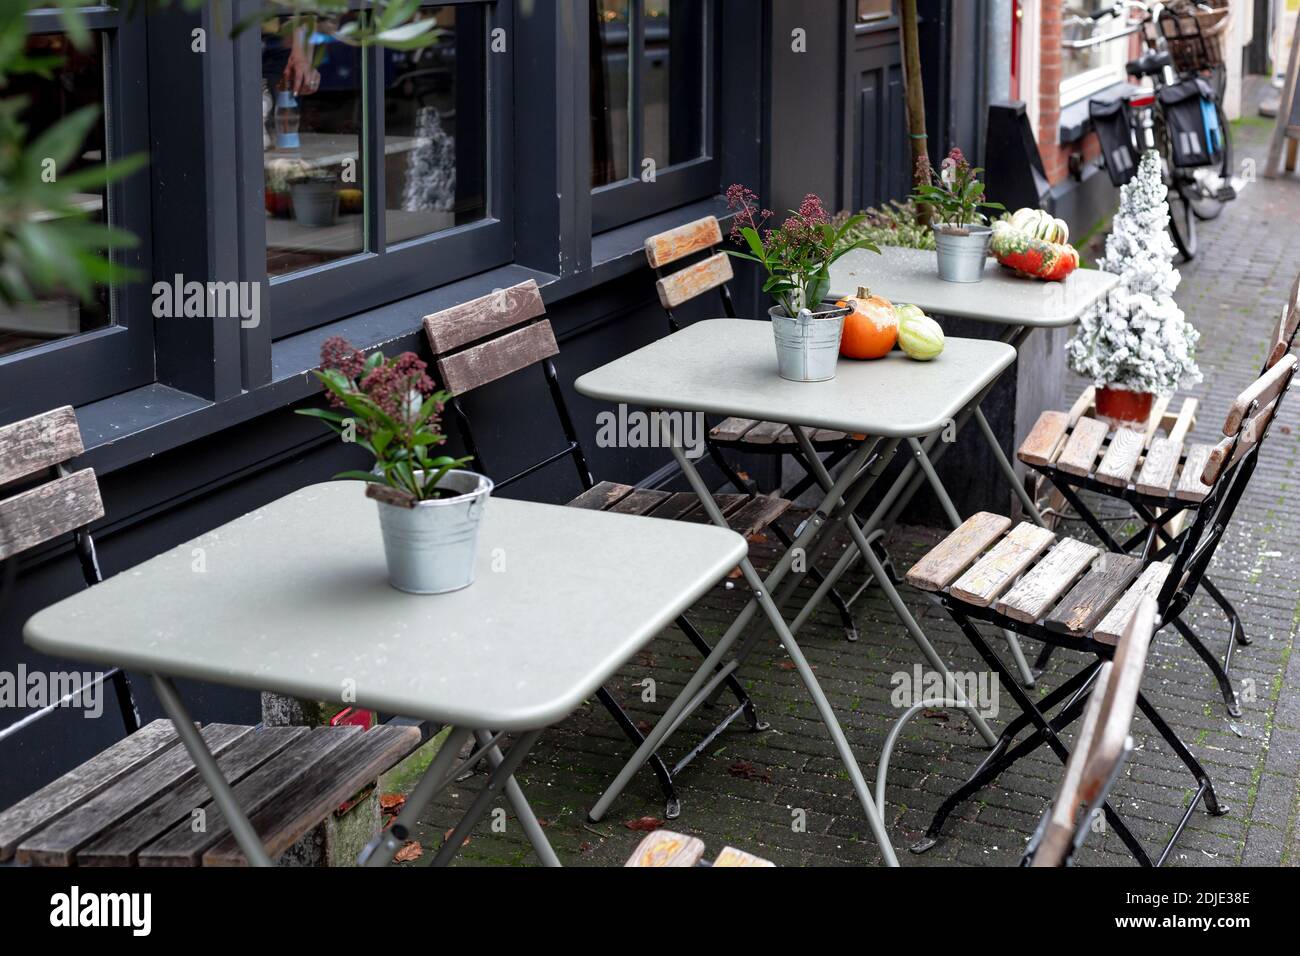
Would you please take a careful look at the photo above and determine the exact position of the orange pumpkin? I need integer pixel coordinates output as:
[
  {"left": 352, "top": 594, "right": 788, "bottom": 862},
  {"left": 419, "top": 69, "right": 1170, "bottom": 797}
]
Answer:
[{"left": 837, "top": 286, "right": 897, "bottom": 359}]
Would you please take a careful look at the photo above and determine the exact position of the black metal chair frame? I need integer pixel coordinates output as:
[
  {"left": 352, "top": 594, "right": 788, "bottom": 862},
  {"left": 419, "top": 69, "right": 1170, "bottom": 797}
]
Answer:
[
  {"left": 0, "top": 464, "right": 140, "bottom": 749},
  {"left": 1027, "top": 322, "right": 1298, "bottom": 715},
  {"left": 444, "top": 351, "right": 766, "bottom": 821},
  {"left": 650, "top": 251, "right": 900, "bottom": 645},
  {"left": 913, "top": 360, "right": 1294, "bottom": 866}
]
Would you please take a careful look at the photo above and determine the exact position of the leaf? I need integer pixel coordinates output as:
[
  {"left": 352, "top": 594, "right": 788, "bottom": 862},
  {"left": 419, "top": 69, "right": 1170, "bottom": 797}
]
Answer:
[
  {"left": 393, "top": 841, "right": 423, "bottom": 863},
  {"left": 27, "top": 105, "right": 101, "bottom": 173},
  {"left": 332, "top": 470, "right": 386, "bottom": 483},
  {"left": 623, "top": 816, "right": 665, "bottom": 832}
]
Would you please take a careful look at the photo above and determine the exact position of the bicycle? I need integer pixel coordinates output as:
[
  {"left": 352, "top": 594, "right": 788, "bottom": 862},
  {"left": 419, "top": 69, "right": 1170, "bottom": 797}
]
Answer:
[{"left": 1079, "top": 0, "right": 1236, "bottom": 260}]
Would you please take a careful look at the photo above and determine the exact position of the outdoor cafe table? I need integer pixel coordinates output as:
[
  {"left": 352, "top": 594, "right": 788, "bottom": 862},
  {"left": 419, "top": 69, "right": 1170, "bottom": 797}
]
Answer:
[
  {"left": 575, "top": 319, "right": 1015, "bottom": 865},
  {"left": 829, "top": 246, "right": 1119, "bottom": 683},
  {"left": 23, "top": 482, "right": 747, "bottom": 868}
]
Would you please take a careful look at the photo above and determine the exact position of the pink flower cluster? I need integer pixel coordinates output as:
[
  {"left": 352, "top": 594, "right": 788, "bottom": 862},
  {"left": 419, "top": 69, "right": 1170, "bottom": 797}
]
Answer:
[
  {"left": 319, "top": 336, "right": 437, "bottom": 421},
  {"left": 726, "top": 184, "right": 832, "bottom": 254}
]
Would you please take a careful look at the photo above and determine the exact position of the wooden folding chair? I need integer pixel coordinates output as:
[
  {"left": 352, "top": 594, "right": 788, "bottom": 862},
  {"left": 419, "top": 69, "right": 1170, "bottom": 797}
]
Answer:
[
  {"left": 644, "top": 215, "right": 900, "bottom": 643},
  {"left": 907, "top": 348, "right": 1296, "bottom": 865},
  {"left": 423, "top": 279, "right": 792, "bottom": 820},
  {"left": 1018, "top": 270, "right": 1300, "bottom": 715},
  {"left": 1024, "top": 597, "right": 1155, "bottom": 866}
]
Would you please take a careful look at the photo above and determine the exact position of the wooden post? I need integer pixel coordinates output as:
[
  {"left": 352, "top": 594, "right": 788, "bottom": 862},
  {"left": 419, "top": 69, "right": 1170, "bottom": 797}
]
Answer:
[
  {"left": 1265, "top": 11, "right": 1300, "bottom": 178},
  {"left": 900, "top": 0, "right": 931, "bottom": 222}
]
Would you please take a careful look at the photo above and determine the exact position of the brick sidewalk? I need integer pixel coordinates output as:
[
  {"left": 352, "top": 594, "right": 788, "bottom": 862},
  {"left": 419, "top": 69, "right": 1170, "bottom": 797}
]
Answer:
[{"left": 407, "top": 119, "right": 1300, "bottom": 868}]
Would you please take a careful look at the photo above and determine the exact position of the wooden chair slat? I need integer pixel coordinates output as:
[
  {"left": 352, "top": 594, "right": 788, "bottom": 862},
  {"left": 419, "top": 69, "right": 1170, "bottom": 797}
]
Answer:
[
  {"left": 646, "top": 493, "right": 704, "bottom": 522},
  {"left": 567, "top": 481, "right": 635, "bottom": 511},
  {"left": 1175, "top": 444, "right": 1214, "bottom": 501},
  {"left": 811, "top": 428, "right": 849, "bottom": 443},
  {"left": 201, "top": 725, "right": 419, "bottom": 866},
  {"left": 1094, "top": 561, "right": 1170, "bottom": 644},
  {"left": 724, "top": 494, "right": 792, "bottom": 538},
  {"left": 1222, "top": 353, "right": 1296, "bottom": 435},
  {"left": 1166, "top": 397, "right": 1198, "bottom": 444},
  {"left": 1031, "top": 661, "right": 1112, "bottom": 867},
  {"left": 0, "top": 468, "right": 104, "bottom": 561},
  {"left": 1095, "top": 427, "right": 1144, "bottom": 487},
  {"left": 643, "top": 216, "right": 723, "bottom": 269},
  {"left": 1086, "top": 597, "right": 1155, "bottom": 793},
  {"left": 995, "top": 537, "right": 1100, "bottom": 624},
  {"left": 1268, "top": 301, "right": 1297, "bottom": 368},
  {"left": 1055, "top": 417, "right": 1109, "bottom": 477},
  {"left": 17, "top": 724, "right": 254, "bottom": 867},
  {"left": 0, "top": 719, "right": 181, "bottom": 863},
  {"left": 709, "top": 417, "right": 761, "bottom": 442},
  {"left": 422, "top": 280, "right": 545, "bottom": 355},
  {"left": 1140, "top": 394, "right": 1171, "bottom": 450},
  {"left": 625, "top": 829, "right": 707, "bottom": 867},
  {"left": 1065, "top": 387, "right": 1096, "bottom": 429},
  {"left": 0, "top": 406, "right": 84, "bottom": 486},
  {"left": 606, "top": 488, "right": 672, "bottom": 515},
  {"left": 654, "top": 252, "right": 734, "bottom": 310},
  {"left": 735, "top": 420, "right": 790, "bottom": 445},
  {"left": 712, "top": 845, "right": 775, "bottom": 867},
  {"left": 1017, "top": 410, "right": 1070, "bottom": 466},
  {"left": 1135, "top": 437, "right": 1183, "bottom": 497},
  {"left": 77, "top": 727, "right": 308, "bottom": 866},
  {"left": 1044, "top": 553, "right": 1143, "bottom": 635},
  {"left": 1204, "top": 397, "right": 1279, "bottom": 485},
  {"left": 680, "top": 494, "right": 748, "bottom": 523},
  {"left": 950, "top": 523, "right": 1056, "bottom": 608},
  {"left": 906, "top": 512, "right": 1012, "bottom": 592},
  {"left": 435, "top": 319, "right": 559, "bottom": 396},
  {"left": 137, "top": 726, "right": 362, "bottom": 867}
]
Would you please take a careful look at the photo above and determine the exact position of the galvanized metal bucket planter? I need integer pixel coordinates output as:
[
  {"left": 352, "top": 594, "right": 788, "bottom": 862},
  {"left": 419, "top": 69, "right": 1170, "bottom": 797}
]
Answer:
[
  {"left": 933, "top": 225, "right": 992, "bottom": 283},
  {"left": 770, "top": 304, "right": 848, "bottom": 382},
  {"left": 374, "top": 469, "right": 493, "bottom": 594}
]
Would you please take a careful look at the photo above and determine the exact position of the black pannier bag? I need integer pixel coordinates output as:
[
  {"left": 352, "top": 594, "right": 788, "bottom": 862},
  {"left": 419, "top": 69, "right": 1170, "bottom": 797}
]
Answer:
[
  {"left": 1158, "top": 78, "right": 1223, "bottom": 168},
  {"left": 1089, "top": 96, "right": 1138, "bottom": 186}
]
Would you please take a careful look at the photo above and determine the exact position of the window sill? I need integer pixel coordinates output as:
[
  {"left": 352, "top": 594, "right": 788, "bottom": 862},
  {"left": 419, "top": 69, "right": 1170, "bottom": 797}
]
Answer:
[{"left": 74, "top": 199, "right": 737, "bottom": 477}]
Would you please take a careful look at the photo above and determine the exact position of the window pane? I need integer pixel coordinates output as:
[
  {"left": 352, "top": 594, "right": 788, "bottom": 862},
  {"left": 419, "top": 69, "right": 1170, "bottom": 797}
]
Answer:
[
  {"left": 262, "top": 18, "right": 366, "bottom": 278},
  {"left": 382, "top": 5, "right": 489, "bottom": 247},
  {"left": 857, "top": 0, "right": 892, "bottom": 21},
  {"left": 590, "top": 0, "right": 631, "bottom": 187},
  {"left": 643, "top": 0, "right": 706, "bottom": 174},
  {"left": 0, "top": 33, "right": 110, "bottom": 359}
]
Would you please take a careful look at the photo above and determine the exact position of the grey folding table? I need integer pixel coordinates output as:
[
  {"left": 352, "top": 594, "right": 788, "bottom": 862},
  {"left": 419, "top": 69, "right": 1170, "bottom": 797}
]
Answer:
[
  {"left": 828, "top": 246, "right": 1119, "bottom": 683},
  {"left": 575, "top": 319, "right": 1016, "bottom": 865},
  {"left": 24, "top": 482, "right": 747, "bottom": 868}
]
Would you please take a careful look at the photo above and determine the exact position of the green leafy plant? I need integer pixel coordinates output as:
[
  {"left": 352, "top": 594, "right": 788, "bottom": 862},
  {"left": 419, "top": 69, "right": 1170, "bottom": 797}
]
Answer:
[
  {"left": 297, "top": 336, "right": 471, "bottom": 503},
  {"left": 908, "top": 148, "right": 1003, "bottom": 231},
  {"left": 831, "top": 200, "right": 936, "bottom": 251},
  {"left": 724, "top": 184, "right": 878, "bottom": 316}
]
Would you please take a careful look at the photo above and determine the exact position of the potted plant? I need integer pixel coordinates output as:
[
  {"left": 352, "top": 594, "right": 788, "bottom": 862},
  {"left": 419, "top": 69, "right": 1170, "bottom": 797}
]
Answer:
[
  {"left": 909, "top": 148, "right": 1004, "bottom": 283},
  {"left": 264, "top": 157, "right": 308, "bottom": 218},
  {"left": 1067, "top": 151, "right": 1201, "bottom": 424},
  {"left": 724, "top": 185, "right": 877, "bottom": 382},
  {"left": 297, "top": 337, "right": 488, "bottom": 594},
  {"left": 289, "top": 167, "right": 339, "bottom": 228}
]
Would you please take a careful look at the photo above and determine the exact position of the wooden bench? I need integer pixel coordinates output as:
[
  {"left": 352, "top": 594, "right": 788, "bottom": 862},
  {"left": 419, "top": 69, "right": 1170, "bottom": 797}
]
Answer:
[
  {"left": 625, "top": 829, "right": 774, "bottom": 867},
  {"left": 0, "top": 407, "right": 422, "bottom": 866}
]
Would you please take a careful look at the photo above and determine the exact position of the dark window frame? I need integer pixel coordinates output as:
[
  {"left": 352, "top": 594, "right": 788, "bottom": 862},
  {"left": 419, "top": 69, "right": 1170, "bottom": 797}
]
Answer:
[
  {"left": 240, "top": 0, "right": 514, "bottom": 340},
  {"left": 590, "top": 0, "right": 721, "bottom": 234},
  {"left": 0, "top": 6, "right": 154, "bottom": 423}
]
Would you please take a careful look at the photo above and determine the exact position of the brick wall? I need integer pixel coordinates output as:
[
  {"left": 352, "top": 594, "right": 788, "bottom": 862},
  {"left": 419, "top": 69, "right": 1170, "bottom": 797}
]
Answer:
[{"left": 1037, "top": 0, "right": 1067, "bottom": 183}]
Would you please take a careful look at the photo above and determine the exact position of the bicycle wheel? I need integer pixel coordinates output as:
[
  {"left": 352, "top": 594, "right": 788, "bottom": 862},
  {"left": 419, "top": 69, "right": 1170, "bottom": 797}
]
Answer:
[{"left": 1167, "top": 180, "right": 1197, "bottom": 261}]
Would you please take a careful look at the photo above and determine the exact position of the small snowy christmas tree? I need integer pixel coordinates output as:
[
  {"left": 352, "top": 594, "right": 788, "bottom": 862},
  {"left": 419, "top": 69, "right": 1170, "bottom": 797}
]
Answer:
[{"left": 1066, "top": 150, "right": 1201, "bottom": 395}]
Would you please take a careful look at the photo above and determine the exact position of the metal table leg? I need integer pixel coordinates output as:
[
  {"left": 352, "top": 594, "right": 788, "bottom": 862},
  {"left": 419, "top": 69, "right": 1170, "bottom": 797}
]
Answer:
[
  {"left": 473, "top": 728, "right": 561, "bottom": 867},
  {"left": 150, "top": 674, "right": 274, "bottom": 867}
]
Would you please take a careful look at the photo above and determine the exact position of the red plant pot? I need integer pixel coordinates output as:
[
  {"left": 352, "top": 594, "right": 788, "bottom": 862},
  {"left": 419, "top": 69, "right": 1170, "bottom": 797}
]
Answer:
[{"left": 1095, "top": 386, "right": 1156, "bottom": 425}]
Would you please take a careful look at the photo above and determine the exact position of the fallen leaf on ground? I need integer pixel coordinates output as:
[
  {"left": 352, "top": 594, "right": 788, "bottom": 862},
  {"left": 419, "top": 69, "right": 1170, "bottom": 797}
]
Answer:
[
  {"left": 624, "top": 816, "right": 665, "bottom": 832},
  {"left": 394, "top": 841, "right": 423, "bottom": 863},
  {"left": 380, "top": 793, "right": 406, "bottom": 813},
  {"left": 922, "top": 709, "right": 950, "bottom": 721},
  {"left": 727, "top": 566, "right": 744, "bottom": 579},
  {"left": 777, "top": 660, "right": 814, "bottom": 671},
  {"left": 727, "top": 760, "right": 772, "bottom": 783},
  {"left": 746, "top": 533, "right": 768, "bottom": 544},
  {"left": 442, "top": 828, "right": 471, "bottom": 849}
]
